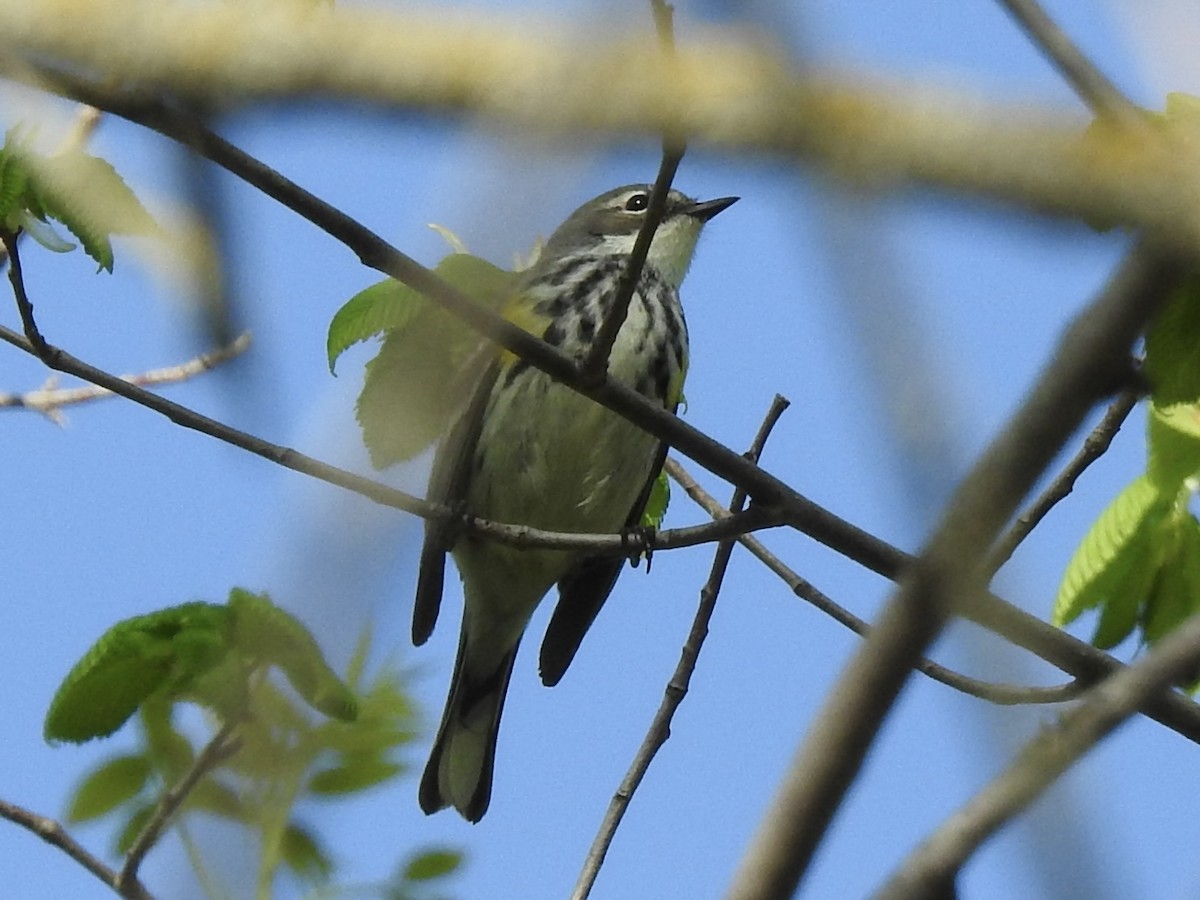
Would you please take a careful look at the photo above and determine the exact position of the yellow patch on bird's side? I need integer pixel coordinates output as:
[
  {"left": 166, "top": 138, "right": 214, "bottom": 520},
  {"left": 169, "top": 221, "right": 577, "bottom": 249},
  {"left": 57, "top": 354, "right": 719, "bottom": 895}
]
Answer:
[{"left": 497, "top": 295, "right": 553, "bottom": 367}]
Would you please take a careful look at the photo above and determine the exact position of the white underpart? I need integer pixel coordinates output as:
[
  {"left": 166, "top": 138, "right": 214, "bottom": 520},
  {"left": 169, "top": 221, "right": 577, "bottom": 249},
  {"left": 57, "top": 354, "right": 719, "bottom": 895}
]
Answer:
[{"left": 594, "top": 214, "right": 704, "bottom": 288}]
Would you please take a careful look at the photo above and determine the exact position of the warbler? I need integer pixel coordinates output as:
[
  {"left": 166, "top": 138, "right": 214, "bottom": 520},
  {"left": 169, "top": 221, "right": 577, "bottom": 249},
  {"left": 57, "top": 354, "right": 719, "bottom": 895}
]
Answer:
[{"left": 413, "top": 184, "right": 738, "bottom": 821}]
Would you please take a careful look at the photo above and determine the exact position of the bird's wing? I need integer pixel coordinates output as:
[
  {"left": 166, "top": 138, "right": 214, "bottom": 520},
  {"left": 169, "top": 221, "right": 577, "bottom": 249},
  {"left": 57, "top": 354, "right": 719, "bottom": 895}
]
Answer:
[
  {"left": 413, "top": 352, "right": 500, "bottom": 646},
  {"left": 538, "top": 438, "right": 670, "bottom": 686}
]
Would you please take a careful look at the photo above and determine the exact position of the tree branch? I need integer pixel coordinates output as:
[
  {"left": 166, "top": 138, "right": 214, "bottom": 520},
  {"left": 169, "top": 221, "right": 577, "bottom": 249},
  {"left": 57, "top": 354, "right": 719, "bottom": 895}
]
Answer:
[
  {"left": 986, "top": 385, "right": 1141, "bottom": 574},
  {"left": 877, "top": 608, "right": 1200, "bottom": 900},
  {"left": 579, "top": 0, "right": 685, "bottom": 381},
  {"left": 726, "top": 241, "right": 1187, "bottom": 899},
  {"left": 0, "top": 333, "right": 252, "bottom": 424},
  {"left": 573, "top": 395, "right": 790, "bottom": 900},
  {"left": 0, "top": 798, "right": 153, "bottom": 900},
  {"left": 118, "top": 722, "right": 241, "bottom": 892},
  {"left": 4, "top": 3, "right": 1199, "bottom": 248},
  {"left": 666, "top": 458, "right": 1082, "bottom": 707},
  {"left": 996, "top": 0, "right": 1144, "bottom": 127}
]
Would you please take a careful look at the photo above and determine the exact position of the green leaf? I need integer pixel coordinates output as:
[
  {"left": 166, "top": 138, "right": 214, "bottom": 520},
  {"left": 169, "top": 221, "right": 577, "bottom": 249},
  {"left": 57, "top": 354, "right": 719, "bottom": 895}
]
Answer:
[
  {"left": 139, "top": 698, "right": 196, "bottom": 779},
  {"left": 1148, "top": 402, "right": 1200, "bottom": 490},
  {"left": 44, "top": 602, "right": 230, "bottom": 743},
  {"left": 116, "top": 802, "right": 155, "bottom": 854},
  {"left": 1053, "top": 475, "right": 1171, "bottom": 645},
  {"left": 1143, "top": 514, "right": 1200, "bottom": 644},
  {"left": 30, "top": 149, "right": 157, "bottom": 272},
  {"left": 1145, "top": 278, "right": 1200, "bottom": 407},
  {"left": 281, "top": 823, "right": 333, "bottom": 882},
  {"left": 640, "top": 470, "right": 671, "bottom": 529},
  {"left": 347, "top": 253, "right": 518, "bottom": 468},
  {"left": 327, "top": 279, "right": 417, "bottom": 373},
  {"left": 307, "top": 758, "right": 403, "bottom": 795},
  {"left": 66, "top": 754, "right": 152, "bottom": 823},
  {"left": 184, "top": 777, "right": 246, "bottom": 822},
  {"left": 227, "top": 589, "right": 358, "bottom": 722},
  {"left": 401, "top": 847, "right": 462, "bottom": 882}
]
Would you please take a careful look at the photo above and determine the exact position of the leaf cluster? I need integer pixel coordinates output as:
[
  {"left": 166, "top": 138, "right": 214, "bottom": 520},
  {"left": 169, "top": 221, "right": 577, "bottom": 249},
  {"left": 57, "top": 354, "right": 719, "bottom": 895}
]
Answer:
[
  {"left": 46, "top": 589, "right": 459, "bottom": 892},
  {"left": 0, "top": 127, "right": 156, "bottom": 272},
  {"left": 1054, "top": 278, "right": 1200, "bottom": 658}
]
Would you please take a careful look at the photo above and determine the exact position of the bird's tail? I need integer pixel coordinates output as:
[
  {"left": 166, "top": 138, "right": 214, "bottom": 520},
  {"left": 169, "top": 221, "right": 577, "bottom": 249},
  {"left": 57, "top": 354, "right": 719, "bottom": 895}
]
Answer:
[{"left": 419, "top": 624, "right": 519, "bottom": 822}]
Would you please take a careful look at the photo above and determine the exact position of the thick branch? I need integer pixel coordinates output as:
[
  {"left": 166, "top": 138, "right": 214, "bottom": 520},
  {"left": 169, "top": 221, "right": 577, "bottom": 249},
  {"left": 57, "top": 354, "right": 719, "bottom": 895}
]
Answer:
[
  {"left": 727, "top": 242, "right": 1186, "bottom": 899},
  {"left": 878, "top": 609, "right": 1200, "bottom": 899},
  {"left": 3, "top": 6, "right": 1200, "bottom": 249}
]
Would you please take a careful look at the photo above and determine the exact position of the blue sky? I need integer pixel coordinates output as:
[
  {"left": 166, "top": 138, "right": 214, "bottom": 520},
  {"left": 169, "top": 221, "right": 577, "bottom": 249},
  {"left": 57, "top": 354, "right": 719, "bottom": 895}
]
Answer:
[{"left": 3, "top": 2, "right": 1197, "bottom": 898}]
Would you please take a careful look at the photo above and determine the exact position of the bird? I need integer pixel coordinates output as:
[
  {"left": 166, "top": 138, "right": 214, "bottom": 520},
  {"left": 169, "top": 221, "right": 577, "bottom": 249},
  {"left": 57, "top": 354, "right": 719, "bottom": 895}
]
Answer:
[{"left": 413, "top": 184, "right": 738, "bottom": 821}]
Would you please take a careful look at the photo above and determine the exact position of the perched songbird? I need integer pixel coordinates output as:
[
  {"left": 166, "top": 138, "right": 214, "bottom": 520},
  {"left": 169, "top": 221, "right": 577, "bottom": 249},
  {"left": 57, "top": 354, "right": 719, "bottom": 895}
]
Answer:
[{"left": 413, "top": 184, "right": 738, "bottom": 821}]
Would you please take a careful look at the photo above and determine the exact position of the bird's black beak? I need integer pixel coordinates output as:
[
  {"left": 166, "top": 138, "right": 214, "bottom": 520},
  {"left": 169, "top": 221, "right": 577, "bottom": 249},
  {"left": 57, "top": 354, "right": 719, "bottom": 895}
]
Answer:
[{"left": 686, "top": 196, "right": 739, "bottom": 222}]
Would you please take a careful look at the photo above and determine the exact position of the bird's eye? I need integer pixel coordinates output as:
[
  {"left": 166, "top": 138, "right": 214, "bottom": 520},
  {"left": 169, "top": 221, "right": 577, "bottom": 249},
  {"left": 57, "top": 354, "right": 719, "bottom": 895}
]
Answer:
[{"left": 624, "top": 192, "right": 649, "bottom": 212}]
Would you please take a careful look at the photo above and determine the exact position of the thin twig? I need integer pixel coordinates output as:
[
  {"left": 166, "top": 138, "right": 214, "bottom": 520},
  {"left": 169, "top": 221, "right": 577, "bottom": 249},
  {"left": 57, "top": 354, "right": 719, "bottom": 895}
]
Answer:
[
  {"left": 0, "top": 320, "right": 773, "bottom": 559},
  {"left": 579, "top": 0, "right": 685, "bottom": 381},
  {"left": 726, "top": 241, "right": 1186, "bottom": 900},
  {"left": 573, "top": 394, "right": 791, "bottom": 900},
  {"left": 996, "top": 0, "right": 1145, "bottom": 128},
  {"left": 877, "top": 608, "right": 1200, "bottom": 900},
  {"left": 987, "top": 385, "right": 1140, "bottom": 574},
  {"left": 0, "top": 798, "right": 153, "bottom": 900},
  {"left": 2, "top": 229, "right": 50, "bottom": 356},
  {"left": 118, "top": 721, "right": 242, "bottom": 891},
  {"left": 0, "top": 332, "right": 253, "bottom": 423},
  {"left": 666, "top": 459, "right": 1082, "bottom": 707}
]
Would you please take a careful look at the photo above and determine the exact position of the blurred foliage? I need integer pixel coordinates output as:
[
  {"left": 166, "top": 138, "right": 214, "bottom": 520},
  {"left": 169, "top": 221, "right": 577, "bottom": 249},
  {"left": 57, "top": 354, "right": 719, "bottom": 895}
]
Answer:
[
  {"left": 50, "top": 589, "right": 461, "bottom": 896},
  {"left": 1055, "top": 271, "right": 1200, "bottom": 661},
  {"left": 0, "top": 126, "right": 156, "bottom": 272}
]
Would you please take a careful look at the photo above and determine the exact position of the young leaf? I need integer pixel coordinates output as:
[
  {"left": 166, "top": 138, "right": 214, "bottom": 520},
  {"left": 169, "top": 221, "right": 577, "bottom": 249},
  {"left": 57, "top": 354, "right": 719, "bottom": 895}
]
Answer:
[
  {"left": 1143, "top": 513, "right": 1200, "bottom": 644},
  {"left": 640, "top": 470, "right": 671, "bottom": 529},
  {"left": 345, "top": 253, "right": 518, "bottom": 468},
  {"left": 307, "top": 758, "right": 403, "bottom": 795},
  {"left": 31, "top": 149, "right": 158, "bottom": 272},
  {"left": 327, "top": 279, "right": 418, "bottom": 374},
  {"left": 1144, "top": 277, "right": 1200, "bottom": 407},
  {"left": 1148, "top": 403, "right": 1200, "bottom": 490},
  {"left": 281, "top": 823, "right": 333, "bottom": 882},
  {"left": 400, "top": 847, "right": 463, "bottom": 882},
  {"left": 66, "top": 754, "right": 152, "bottom": 823},
  {"left": 44, "top": 602, "right": 230, "bottom": 743},
  {"left": 1053, "top": 476, "right": 1171, "bottom": 641},
  {"left": 227, "top": 588, "right": 358, "bottom": 722}
]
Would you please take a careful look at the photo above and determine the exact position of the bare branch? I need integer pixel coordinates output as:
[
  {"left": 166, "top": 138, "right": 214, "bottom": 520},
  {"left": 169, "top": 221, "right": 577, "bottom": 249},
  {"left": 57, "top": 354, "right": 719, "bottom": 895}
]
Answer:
[
  {"left": 987, "top": 385, "right": 1141, "bottom": 574},
  {"left": 726, "top": 242, "right": 1187, "bottom": 899},
  {"left": 996, "top": 0, "right": 1144, "bottom": 127},
  {"left": 580, "top": 0, "right": 685, "bottom": 381},
  {"left": 118, "top": 722, "right": 241, "bottom": 891},
  {"left": 877, "top": 609, "right": 1200, "bottom": 900},
  {"left": 573, "top": 394, "right": 790, "bottom": 900},
  {"left": 666, "top": 458, "right": 1082, "bottom": 707},
  {"left": 5, "top": 11, "right": 1200, "bottom": 249},
  {"left": 0, "top": 333, "right": 253, "bottom": 423},
  {"left": 0, "top": 798, "right": 153, "bottom": 900}
]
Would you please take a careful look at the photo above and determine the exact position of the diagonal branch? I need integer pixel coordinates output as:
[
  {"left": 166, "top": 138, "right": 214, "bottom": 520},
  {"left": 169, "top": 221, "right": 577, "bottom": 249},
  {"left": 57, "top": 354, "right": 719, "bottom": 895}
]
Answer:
[
  {"left": 572, "top": 394, "right": 791, "bottom": 900},
  {"left": 726, "top": 240, "right": 1186, "bottom": 899},
  {"left": 579, "top": 0, "right": 686, "bottom": 381},
  {"left": 877, "top": 607, "right": 1200, "bottom": 900},
  {"left": 667, "top": 458, "right": 1082, "bottom": 707},
  {"left": 996, "top": 0, "right": 1144, "bottom": 128},
  {"left": 118, "top": 722, "right": 241, "bottom": 892},
  {"left": 0, "top": 798, "right": 153, "bottom": 900},
  {"left": 0, "top": 333, "right": 252, "bottom": 424},
  {"left": 986, "top": 385, "right": 1141, "bottom": 574}
]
